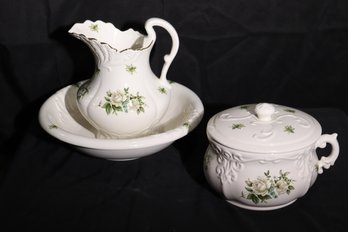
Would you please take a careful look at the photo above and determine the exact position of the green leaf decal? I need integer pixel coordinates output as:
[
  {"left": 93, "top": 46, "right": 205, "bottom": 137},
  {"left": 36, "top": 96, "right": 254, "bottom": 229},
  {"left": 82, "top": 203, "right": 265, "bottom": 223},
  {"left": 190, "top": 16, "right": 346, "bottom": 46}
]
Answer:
[
  {"left": 126, "top": 64, "right": 136, "bottom": 74},
  {"left": 284, "top": 109, "right": 296, "bottom": 113},
  {"left": 158, "top": 87, "right": 167, "bottom": 94},
  {"left": 89, "top": 23, "right": 99, "bottom": 32},
  {"left": 48, "top": 124, "right": 58, "bottom": 129},
  {"left": 284, "top": 125, "right": 295, "bottom": 134},
  {"left": 232, "top": 123, "right": 245, "bottom": 129}
]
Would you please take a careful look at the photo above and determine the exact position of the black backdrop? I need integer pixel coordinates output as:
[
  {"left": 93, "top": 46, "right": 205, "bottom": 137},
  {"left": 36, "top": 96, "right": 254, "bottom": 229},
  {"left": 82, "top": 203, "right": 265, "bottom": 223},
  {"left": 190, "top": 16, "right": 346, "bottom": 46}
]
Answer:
[
  {"left": 1, "top": 0, "right": 348, "bottom": 147},
  {"left": 1, "top": 0, "right": 348, "bottom": 231}
]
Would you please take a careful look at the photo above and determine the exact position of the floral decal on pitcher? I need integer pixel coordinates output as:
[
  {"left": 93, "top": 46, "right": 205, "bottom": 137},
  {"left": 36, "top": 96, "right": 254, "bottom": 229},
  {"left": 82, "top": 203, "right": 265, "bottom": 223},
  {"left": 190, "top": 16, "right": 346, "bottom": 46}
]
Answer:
[
  {"left": 125, "top": 64, "right": 136, "bottom": 75},
  {"left": 99, "top": 88, "right": 146, "bottom": 115},
  {"left": 76, "top": 80, "right": 90, "bottom": 100},
  {"left": 241, "top": 170, "right": 295, "bottom": 204},
  {"left": 89, "top": 23, "right": 99, "bottom": 32}
]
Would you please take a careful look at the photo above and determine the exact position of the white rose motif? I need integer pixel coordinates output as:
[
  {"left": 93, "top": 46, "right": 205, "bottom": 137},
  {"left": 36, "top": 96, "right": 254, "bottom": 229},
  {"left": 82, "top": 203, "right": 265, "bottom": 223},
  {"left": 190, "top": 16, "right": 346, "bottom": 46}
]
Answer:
[
  {"left": 251, "top": 176, "right": 272, "bottom": 196},
  {"left": 111, "top": 91, "right": 127, "bottom": 106},
  {"left": 275, "top": 179, "right": 288, "bottom": 195}
]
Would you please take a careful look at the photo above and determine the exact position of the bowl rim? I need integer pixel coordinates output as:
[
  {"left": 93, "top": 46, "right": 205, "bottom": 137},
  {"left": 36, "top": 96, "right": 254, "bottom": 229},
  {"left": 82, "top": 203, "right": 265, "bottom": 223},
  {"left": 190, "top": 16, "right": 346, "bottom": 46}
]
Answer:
[{"left": 39, "top": 82, "right": 204, "bottom": 150}]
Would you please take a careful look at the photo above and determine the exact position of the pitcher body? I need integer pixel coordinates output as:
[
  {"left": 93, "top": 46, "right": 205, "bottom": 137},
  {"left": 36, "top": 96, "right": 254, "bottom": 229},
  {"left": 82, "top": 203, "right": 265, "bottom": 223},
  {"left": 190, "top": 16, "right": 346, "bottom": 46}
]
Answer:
[{"left": 69, "top": 18, "right": 179, "bottom": 138}]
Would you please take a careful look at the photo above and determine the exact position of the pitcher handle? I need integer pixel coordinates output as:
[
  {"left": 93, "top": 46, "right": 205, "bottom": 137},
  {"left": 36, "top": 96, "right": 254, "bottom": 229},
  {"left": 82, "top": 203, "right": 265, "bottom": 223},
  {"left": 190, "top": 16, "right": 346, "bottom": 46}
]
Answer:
[
  {"left": 315, "top": 133, "right": 340, "bottom": 174},
  {"left": 145, "top": 18, "right": 179, "bottom": 87}
]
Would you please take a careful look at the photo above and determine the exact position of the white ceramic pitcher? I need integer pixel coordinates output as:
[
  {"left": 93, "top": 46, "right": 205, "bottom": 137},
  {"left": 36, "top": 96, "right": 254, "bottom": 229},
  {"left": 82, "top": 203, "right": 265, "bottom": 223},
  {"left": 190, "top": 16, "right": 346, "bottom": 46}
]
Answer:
[{"left": 69, "top": 18, "right": 179, "bottom": 138}]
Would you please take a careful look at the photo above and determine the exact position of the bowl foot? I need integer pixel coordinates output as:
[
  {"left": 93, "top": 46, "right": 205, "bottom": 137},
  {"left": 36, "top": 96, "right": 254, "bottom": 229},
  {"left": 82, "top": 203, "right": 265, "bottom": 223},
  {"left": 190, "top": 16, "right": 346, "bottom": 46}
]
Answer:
[
  {"left": 227, "top": 199, "right": 297, "bottom": 211},
  {"left": 107, "top": 158, "right": 138, "bottom": 161}
]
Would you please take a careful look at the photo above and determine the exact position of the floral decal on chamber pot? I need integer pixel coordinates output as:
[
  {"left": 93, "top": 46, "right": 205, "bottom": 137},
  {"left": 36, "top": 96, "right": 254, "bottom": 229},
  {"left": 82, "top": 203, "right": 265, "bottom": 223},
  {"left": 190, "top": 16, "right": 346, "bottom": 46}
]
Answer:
[{"left": 241, "top": 170, "right": 295, "bottom": 204}]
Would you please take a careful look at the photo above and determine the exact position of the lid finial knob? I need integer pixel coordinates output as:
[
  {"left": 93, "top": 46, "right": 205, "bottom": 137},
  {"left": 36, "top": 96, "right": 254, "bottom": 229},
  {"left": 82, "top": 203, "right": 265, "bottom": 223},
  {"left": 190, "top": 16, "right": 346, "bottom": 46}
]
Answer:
[{"left": 255, "top": 103, "right": 275, "bottom": 121}]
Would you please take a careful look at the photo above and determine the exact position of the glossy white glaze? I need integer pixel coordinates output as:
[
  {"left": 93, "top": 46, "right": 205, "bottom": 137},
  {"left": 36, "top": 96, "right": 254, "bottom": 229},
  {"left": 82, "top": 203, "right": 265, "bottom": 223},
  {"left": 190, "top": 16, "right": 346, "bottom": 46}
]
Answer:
[
  {"left": 69, "top": 18, "right": 179, "bottom": 138},
  {"left": 204, "top": 103, "right": 339, "bottom": 210},
  {"left": 39, "top": 82, "right": 203, "bottom": 161}
]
